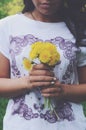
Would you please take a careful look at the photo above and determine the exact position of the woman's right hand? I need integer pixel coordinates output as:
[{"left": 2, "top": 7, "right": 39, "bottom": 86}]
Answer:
[{"left": 25, "top": 64, "right": 56, "bottom": 91}]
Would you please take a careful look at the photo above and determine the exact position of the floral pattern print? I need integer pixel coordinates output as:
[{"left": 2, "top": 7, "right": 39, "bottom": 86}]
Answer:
[
  {"left": 9, "top": 34, "right": 77, "bottom": 123},
  {"left": 12, "top": 95, "right": 74, "bottom": 123}
]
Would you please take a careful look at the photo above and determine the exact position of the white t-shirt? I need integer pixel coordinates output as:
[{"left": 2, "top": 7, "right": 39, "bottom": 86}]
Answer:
[{"left": 0, "top": 13, "right": 86, "bottom": 130}]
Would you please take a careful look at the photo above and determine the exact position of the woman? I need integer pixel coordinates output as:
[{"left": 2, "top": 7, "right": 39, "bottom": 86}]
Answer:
[{"left": 0, "top": 0, "right": 86, "bottom": 130}]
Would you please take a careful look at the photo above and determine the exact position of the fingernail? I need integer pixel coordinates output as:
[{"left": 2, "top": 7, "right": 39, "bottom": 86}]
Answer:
[
  {"left": 51, "top": 81, "right": 55, "bottom": 85},
  {"left": 53, "top": 77, "right": 57, "bottom": 81}
]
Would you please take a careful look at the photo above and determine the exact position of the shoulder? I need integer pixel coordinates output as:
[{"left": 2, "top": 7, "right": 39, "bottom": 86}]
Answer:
[{"left": 0, "top": 13, "right": 22, "bottom": 27}]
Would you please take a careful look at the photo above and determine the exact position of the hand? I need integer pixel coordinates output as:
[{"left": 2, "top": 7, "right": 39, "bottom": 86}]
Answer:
[
  {"left": 26, "top": 64, "right": 56, "bottom": 90},
  {"left": 41, "top": 80, "right": 64, "bottom": 99}
]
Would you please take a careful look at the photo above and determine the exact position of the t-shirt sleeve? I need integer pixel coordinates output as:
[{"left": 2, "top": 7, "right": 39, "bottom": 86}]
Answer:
[
  {"left": 77, "top": 47, "right": 86, "bottom": 67},
  {"left": 0, "top": 18, "right": 10, "bottom": 59}
]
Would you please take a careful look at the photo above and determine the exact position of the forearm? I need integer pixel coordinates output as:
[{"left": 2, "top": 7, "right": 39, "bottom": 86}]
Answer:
[
  {"left": 63, "top": 84, "right": 86, "bottom": 103},
  {"left": 0, "top": 77, "right": 28, "bottom": 98}
]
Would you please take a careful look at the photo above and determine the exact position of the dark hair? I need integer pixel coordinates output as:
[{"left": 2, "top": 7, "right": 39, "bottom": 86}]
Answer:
[
  {"left": 66, "top": 0, "right": 86, "bottom": 46},
  {"left": 22, "top": 0, "right": 35, "bottom": 13}
]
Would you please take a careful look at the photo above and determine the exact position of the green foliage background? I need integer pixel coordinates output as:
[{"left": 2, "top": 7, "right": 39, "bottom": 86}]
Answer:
[
  {"left": 0, "top": 0, "right": 23, "bottom": 19},
  {"left": 0, "top": 99, "right": 8, "bottom": 130},
  {"left": 0, "top": 0, "right": 86, "bottom": 130}
]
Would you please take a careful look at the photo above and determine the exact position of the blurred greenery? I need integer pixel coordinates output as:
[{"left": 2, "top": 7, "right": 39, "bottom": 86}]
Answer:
[
  {"left": 0, "top": 98, "right": 8, "bottom": 130},
  {"left": 83, "top": 102, "right": 86, "bottom": 116},
  {"left": 0, "top": 0, "right": 23, "bottom": 19}
]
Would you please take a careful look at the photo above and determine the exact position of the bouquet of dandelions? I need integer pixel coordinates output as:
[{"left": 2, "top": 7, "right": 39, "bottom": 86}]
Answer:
[{"left": 23, "top": 41, "right": 60, "bottom": 118}]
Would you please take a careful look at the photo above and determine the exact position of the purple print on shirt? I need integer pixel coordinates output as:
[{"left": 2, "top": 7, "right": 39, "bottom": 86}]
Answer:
[{"left": 10, "top": 34, "right": 76, "bottom": 123}]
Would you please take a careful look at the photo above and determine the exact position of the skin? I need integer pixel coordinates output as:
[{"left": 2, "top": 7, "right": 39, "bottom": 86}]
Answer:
[
  {"left": 0, "top": 0, "right": 86, "bottom": 103},
  {"left": 31, "top": 0, "right": 62, "bottom": 15},
  {"left": 0, "top": 53, "right": 56, "bottom": 98},
  {"left": 25, "top": 0, "right": 63, "bottom": 22}
]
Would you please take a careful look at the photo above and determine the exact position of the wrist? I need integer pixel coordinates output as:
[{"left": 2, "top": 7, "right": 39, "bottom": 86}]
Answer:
[
  {"left": 16, "top": 76, "right": 30, "bottom": 94},
  {"left": 56, "top": 83, "right": 70, "bottom": 100},
  {"left": 62, "top": 84, "right": 77, "bottom": 101},
  {"left": 22, "top": 76, "right": 31, "bottom": 91}
]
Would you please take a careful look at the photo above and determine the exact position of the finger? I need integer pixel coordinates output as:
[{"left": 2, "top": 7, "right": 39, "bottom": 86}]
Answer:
[
  {"left": 30, "top": 81, "right": 52, "bottom": 89},
  {"left": 29, "top": 76, "right": 56, "bottom": 82},
  {"left": 41, "top": 87, "right": 58, "bottom": 93},
  {"left": 41, "top": 85, "right": 63, "bottom": 96},
  {"left": 42, "top": 93, "right": 59, "bottom": 97},
  {"left": 32, "top": 64, "right": 50, "bottom": 70},
  {"left": 30, "top": 70, "right": 54, "bottom": 76}
]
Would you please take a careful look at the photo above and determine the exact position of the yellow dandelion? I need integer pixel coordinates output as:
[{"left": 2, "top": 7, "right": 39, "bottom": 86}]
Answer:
[
  {"left": 49, "top": 52, "right": 60, "bottom": 66},
  {"left": 44, "top": 42, "right": 57, "bottom": 53},
  {"left": 31, "top": 41, "right": 43, "bottom": 50},
  {"left": 55, "top": 52, "right": 60, "bottom": 61},
  {"left": 23, "top": 58, "right": 32, "bottom": 70},
  {"left": 30, "top": 49, "right": 38, "bottom": 60},
  {"left": 39, "top": 51, "right": 51, "bottom": 63},
  {"left": 30, "top": 41, "right": 44, "bottom": 59}
]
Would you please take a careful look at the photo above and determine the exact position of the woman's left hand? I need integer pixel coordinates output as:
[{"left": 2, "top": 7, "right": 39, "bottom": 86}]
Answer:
[{"left": 41, "top": 80, "right": 64, "bottom": 98}]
